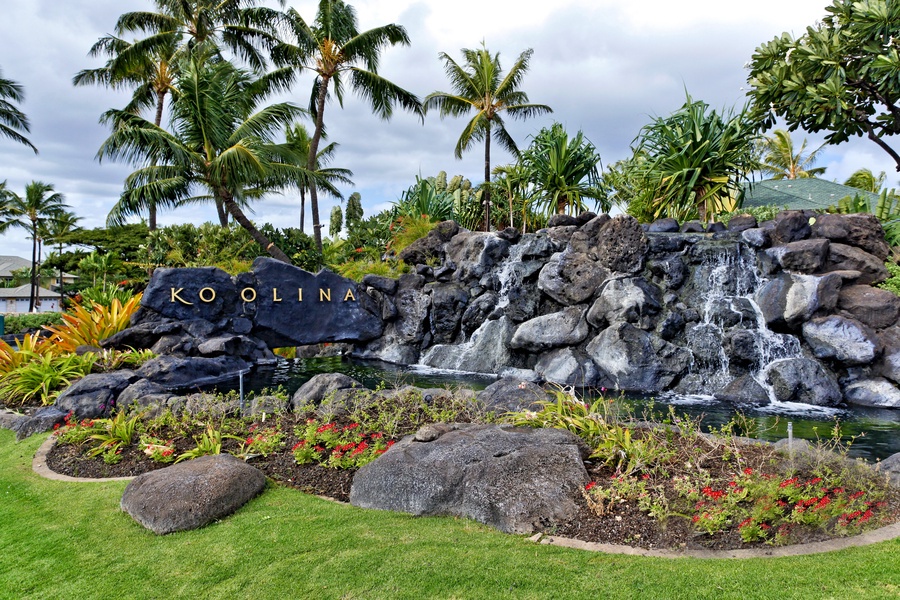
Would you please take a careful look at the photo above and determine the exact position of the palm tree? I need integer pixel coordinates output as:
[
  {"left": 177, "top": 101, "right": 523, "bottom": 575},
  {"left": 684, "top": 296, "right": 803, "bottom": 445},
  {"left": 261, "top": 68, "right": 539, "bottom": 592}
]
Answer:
[
  {"left": 283, "top": 122, "right": 352, "bottom": 231},
  {"left": 424, "top": 44, "right": 551, "bottom": 231},
  {"left": 3, "top": 182, "right": 69, "bottom": 311},
  {"left": 520, "top": 122, "right": 604, "bottom": 217},
  {"left": 844, "top": 168, "right": 887, "bottom": 193},
  {"left": 0, "top": 67, "right": 37, "bottom": 153},
  {"left": 273, "top": 0, "right": 423, "bottom": 250},
  {"left": 758, "top": 129, "right": 826, "bottom": 180},
  {"left": 99, "top": 55, "right": 309, "bottom": 263},
  {"left": 40, "top": 211, "right": 81, "bottom": 306}
]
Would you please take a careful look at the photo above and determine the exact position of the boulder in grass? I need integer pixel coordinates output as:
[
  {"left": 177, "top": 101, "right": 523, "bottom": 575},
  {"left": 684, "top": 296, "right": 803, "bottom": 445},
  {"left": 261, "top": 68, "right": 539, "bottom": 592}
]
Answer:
[
  {"left": 350, "top": 423, "right": 590, "bottom": 534},
  {"left": 121, "top": 454, "right": 266, "bottom": 535}
]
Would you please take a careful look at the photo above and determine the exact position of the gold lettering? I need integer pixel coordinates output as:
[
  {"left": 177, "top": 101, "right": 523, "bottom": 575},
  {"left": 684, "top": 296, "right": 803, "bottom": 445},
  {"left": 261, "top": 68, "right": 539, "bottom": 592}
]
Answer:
[
  {"left": 170, "top": 288, "right": 193, "bottom": 305},
  {"left": 319, "top": 288, "right": 331, "bottom": 302},
  {"left": 298, "top": 288, "right": 303, "bottom": 302},
  {"left": 241, "top": 287, "right": 257, "bottom": 303},
  {"left": 198, "top": 287, "right": 216, "bottom": 303},
  {"left": 343, "top": 288, "right": 356, "bottom": 302},
  {"left": 273, "top": 288, "right": 282, "bottom": 302}
]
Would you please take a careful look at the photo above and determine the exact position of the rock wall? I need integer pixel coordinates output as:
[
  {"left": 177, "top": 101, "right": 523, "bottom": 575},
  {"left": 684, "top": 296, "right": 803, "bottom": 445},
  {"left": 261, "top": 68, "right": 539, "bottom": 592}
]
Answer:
[{"left": 354, "top": 211, "right": 900, "bottom": 410}]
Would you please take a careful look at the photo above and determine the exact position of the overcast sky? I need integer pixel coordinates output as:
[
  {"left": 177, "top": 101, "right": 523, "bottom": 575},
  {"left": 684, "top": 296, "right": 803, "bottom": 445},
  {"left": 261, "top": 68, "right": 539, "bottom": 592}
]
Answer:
[{"left": 1, "top": 0, "right": 896, "bottom": 259}]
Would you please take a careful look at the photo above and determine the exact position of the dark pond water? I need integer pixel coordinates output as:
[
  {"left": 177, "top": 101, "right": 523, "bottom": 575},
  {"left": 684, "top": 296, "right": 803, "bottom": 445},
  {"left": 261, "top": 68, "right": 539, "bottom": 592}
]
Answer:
[{"left": 214, "top": 357, "right": 900, "bottom": 463}]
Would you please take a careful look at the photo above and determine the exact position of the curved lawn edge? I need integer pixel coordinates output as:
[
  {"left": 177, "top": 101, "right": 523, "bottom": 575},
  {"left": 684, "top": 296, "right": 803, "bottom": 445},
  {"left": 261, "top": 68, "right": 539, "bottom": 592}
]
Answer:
[{"left": 33, "top": 434, "right": 900, "bottom": 558}]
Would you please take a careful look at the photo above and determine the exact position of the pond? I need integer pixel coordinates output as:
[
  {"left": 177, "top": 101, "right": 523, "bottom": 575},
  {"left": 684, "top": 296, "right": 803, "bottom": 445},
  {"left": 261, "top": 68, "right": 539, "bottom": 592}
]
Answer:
[{"left": 213, "top": 357, "right": 900, "bottom": 463}]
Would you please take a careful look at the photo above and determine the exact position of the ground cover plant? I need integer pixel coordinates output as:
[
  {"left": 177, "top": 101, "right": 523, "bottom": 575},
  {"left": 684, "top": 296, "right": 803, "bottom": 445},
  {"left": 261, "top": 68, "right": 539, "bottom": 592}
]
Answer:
[{"left": 40, "top": 385, "right": 900, "bottom": 552}]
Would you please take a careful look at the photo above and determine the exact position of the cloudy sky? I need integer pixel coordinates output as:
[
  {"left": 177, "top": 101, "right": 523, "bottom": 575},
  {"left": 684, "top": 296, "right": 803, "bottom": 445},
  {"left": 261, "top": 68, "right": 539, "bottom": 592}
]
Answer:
[{"left": 1, "top": 0, "right": 896, "bottom": 259}]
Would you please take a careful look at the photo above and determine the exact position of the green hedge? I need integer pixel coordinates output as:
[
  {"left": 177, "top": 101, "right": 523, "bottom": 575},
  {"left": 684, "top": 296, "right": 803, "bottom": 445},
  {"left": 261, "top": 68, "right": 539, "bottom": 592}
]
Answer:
[{"left": 1, "top": 312, "right": 63, "bottom": 334}]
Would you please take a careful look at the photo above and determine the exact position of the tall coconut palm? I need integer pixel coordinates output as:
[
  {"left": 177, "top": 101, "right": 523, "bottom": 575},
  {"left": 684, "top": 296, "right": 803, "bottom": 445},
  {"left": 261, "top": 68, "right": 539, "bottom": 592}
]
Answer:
[
  {"left": 3, "top": 182, "right": 69, "bottom": 311},
  {"left": 424, "top": 45, "right": 552, "bottom": 231},
  {"left": 40, "top": 210, "right": 81, "bottom": 306},
  {"left": 99, "top": 55, "right": 308, "bottom": 263},
  {"left": 844, "top": 168, "right": 887, "bottom": 193},
  {"left": 284, "top": 122, "right": 352, "bottom": 231},
  {"left": 520, "top": 122, "right": 604, "bottom": 217},
  {"left": 758, "top": 129, "right": 826, "bottom": 180},
  {"left": 0, "top": 68, "right": 37, "bottom": 153},
  {"left": 273, "top": 0, "right": 423, "bottom": 250}
]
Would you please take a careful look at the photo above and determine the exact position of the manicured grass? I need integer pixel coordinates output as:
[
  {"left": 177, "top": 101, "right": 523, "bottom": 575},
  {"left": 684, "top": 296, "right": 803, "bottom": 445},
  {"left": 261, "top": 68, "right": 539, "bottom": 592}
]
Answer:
[{"left": 1, "top": 429, "right": 899, "bottom": 600}]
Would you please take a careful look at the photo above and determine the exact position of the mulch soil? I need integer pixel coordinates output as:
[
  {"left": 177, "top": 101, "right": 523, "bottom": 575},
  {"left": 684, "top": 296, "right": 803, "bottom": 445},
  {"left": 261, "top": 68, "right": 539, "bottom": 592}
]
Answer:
[{"left": 41, "top": 412, "right": 900, "bottom": 552}]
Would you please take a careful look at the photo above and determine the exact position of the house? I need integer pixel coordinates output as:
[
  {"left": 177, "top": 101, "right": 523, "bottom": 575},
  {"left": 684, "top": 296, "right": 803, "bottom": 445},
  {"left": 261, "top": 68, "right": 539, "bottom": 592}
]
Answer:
[
  {"left": 0, "top": 285, "right": 62, "bottom": 314},
  {"left": 742, "top": 179, "right": 881, "bottom": 212},
  {"left": 0, "top": 255, "right": 76, "bottom": 290}
]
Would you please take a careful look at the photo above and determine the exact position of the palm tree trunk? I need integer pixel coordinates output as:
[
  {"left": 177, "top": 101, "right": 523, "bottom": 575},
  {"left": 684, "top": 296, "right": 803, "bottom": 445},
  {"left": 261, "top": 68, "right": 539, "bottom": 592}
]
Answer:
[
  {"left": 308, "top": 77, "right": 330, "bottom": 251},
  {"left": 28, "top": 224, "right": 37, "bottom": 312},
  {"left": 215, "top": 199, "right": 228, "bottom": 227},
  {"left": 221, "top": 191, "right": 292, "bottom": 264},
  {"left": 300, "top": 187, "right": 306, "bottom": 231},
  {"left": 483, "top": 125, "right": 491, "bottom": 232},
  {"left": 148, "top": 89, "right": 168, "bottom": 231}
]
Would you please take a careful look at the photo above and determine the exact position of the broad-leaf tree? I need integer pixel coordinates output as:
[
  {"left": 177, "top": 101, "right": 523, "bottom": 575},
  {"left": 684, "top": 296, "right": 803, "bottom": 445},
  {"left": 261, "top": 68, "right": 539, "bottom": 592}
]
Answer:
[
  {"left": 520, "top": 122, "right": 604, "bottom": 217},
  {"left": 424, "top": 45, "right": 551, "bottom": 231},
  {"left": 758, "top": 129, "right": 826, "bottom": 180},
  {"left": 747, "top": 0, "right": 900, "bottom": 171},
  {"left": 3, "top": 182, "right": 69, "bottom": 311},
  {"left": 0, "top": 68, "right": 37, "bottom": 153},
  {"left": 633, "top": 94, "right": 760, "bottom": 222},
  {"left": 98, "top": 54, "right": 309, "bottom": 263},
  {"left": 274, "top": 0, "right": 423, "bottom": 250}
]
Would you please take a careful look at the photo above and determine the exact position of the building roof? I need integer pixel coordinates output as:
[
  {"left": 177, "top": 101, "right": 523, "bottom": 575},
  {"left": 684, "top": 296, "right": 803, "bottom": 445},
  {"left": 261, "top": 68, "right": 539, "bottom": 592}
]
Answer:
[
  {"left": 0, "top": 284, "right": 60, "bottom": 299},
  {"left": 742, "top": 179, "right": 881, "bottom": 211},
  {"left": 0, "top": 255, "right": 76, "bottom": 281}
]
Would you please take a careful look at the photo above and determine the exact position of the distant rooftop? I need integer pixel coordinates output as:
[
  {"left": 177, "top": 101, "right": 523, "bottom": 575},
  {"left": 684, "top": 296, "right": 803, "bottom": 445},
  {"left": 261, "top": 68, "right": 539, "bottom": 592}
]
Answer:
[
  {"left": 0, "top": 284, "right": 59, "bottom": 299},
  {"left": 742, "top": 179, "right": 880, "bottom": 211},
  {"left": 0, "top": 256, "right": 33, "bottom": 278}
]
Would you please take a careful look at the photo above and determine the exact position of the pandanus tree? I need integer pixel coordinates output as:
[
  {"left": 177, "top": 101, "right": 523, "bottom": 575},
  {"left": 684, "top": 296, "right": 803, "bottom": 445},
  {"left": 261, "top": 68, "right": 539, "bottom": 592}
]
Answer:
[
  {"left": 98, "top": 54, "right": 308, "bottom": 263},
  {"left": 0, "top": 67, "right": 37, "bottom": 153},
  {"left": 1, "top": 182, "right": 69, "bottom": 311},
  {"left": 424, "top": 45, "right": 551, "bottom": 231},
  {"left": 273, "top": 0, "right": 423, "bottom": 250},
  {"left": 520, "top": 122, "right": 605, "bottom": 217}
]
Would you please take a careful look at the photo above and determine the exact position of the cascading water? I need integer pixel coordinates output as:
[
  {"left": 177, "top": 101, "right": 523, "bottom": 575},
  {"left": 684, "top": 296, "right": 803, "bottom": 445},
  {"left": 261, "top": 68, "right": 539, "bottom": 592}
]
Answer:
[{"left": 690, "top": 242, "right": 801, "bottom": 396}]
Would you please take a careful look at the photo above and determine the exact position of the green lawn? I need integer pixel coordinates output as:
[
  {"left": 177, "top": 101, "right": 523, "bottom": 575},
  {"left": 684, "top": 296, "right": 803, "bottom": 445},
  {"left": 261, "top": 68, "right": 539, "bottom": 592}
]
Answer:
[{"left": 1, "top": 429, "right": 898, "bottom": 599}]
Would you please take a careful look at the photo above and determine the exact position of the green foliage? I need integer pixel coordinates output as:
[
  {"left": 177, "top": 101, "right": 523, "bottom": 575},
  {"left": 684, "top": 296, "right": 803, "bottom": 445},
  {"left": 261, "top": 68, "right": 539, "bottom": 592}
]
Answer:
[
  {"left": 334, "top": 256, "right": 407, "bottom": 282},
  {"left": 139, "top": 435, "right": 176, "bottom": 463},
  {"left": 877, "top": 261, "right": 900, "bottom": 296},
  {"left": 54, "top": 412, "right": 104, "bottom": 446},
  {"left": 329, "top": 205, "right": 343, "bottom": 238},
  {"left": 292, "top": 420, "right": 393, "bottom": 469},
  {"left": 747, "top": 0, "right": 900, "bottom": 171},
  {"left": 0, "top": 352, "right": 95, "bottom": 405},
  {"left": 632, "top": 92, "right": 760, "bottom": 222},
  {"left": 239, "top": 424, "right": 285, "bottom": 458},
  {"left": 259, "top": 225, "right": 323, "bottom": 272},
  {"left": 77, "top": 285, "right": 136, "bottom": 308},
  {"left": 388, "top": 214, "right": 438, "bottom": 255},
  {"left": 589, "top": 426, "right": 673, "bottom": 477},
  {"left": 345, "top": 192, "right": 364, "bottom": 229},
  {"left": 87, "top": 411, "right": 142, "bottom": 462},
  {"left": 1, "top": 312, "right": 62, "bottom": 334},
  {"left": 717, "top": 204, "right": 784, "bottom": 226},
  {"left": 176, "top": 423, "right": 237, "bottom": 463},
  {"left": 520, "top": 122, "right": 606, "bottom": 216},
  {"left": 44, "top": 294, "right": 142, "bottom": 352},
  {"left": 757, "top": 130, "right": 826, "bottom": 180},
  {"left": 506, "top": 388, "right": 616, "bottom": 448}
]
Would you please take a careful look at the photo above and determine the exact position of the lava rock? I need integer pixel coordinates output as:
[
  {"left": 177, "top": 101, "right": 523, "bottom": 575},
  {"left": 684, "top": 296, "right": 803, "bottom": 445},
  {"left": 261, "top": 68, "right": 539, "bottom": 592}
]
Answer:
[
  {"left": 585, "top": 323, "right": 692, "bottom": 392},
  {"left": 843, "top": 378, "right": 900, "bottom": 408},
  {"left": 714, "top": 375, "right": 770, "bottom": 407},
  {"left": 54, "top": 370, "right": 141, "bottom": 419},
  {"left": 533, "top": 347, "right": 599, "bottom": 387},
  {"left": 537, "top": 251, "right": 609, "bottom": 306},
  {"left": 824, "top": 243, "right": 889, "bottom": 285},
  {"left": 509, "top": 305, "right": 590, "bottom": 352},
  {"left": 290, "top": 373, "right": 365, "bottom": 410},
  {"left": 476, "top": 378, "right": 552, "bottom": 413},
  {"left": 838, "top": 285, "right": 900, "bottom": 330},
  {"left": 764, "top": 358, "right": 841, "bottom": 406},
  {"left": 802, "top": 316, "right": 877, "bottom": 365}
]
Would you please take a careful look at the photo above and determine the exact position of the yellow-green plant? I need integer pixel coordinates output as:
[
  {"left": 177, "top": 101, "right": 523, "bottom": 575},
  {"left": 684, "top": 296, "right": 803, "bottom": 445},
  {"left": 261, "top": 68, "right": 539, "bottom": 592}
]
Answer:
[
  {"left": 44, "top": 294, "right": 142, "bottom": 352},
  {"left": 175, "top": 423, "right": 240, "bottom": 463},
  {"left": 88, "top": 410, "right": 142, "bottom": 460},
  {"left": 0, "top": 352, "right": 96, "bottom": 405},
  {"left": 506, "top": 388, "right": 615, "bottom": 447}
]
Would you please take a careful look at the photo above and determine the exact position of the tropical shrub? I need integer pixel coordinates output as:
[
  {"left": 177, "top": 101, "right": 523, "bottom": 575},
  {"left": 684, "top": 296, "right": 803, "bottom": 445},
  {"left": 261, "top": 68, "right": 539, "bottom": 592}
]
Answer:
[
  {"left": 0, "top": 352, "right": 96, "bottom": 405},
  {"left": 292, "top": 419, "right": 394, "bottom": 469},
  {"left": 1, "top": 312, "right": 63, "bottom": 334},
  {"left": 43, "top": 294, "right": 142, "bottom": 352}
]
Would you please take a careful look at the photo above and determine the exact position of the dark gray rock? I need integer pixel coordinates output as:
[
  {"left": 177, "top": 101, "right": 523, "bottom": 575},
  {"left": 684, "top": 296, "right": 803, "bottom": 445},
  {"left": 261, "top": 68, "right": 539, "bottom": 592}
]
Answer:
[
  {"left": 812, "top": 213, "right": 890, "bottom": 261},
  {"left": 121, "top": 454, "right": 266, "bottom": 535},
  {"left": 397, "top": 220, "right": 459, "bottom": 266},
  {"left": 680, "top": 220, "right": 705, "bottom": 233},
  {"left": 197, "top": 335, "right": 272, "bottom": 361},
  {"left": 137, "top": 355, "right": 250, "bottom": 390},
  {"left": 290, "top": 373, "right": 365, "bottom": 410},
  {"left": 876, "top": 452, "right": 900, "bottom": 487},
  {"left": 117, "top": 379, "right": 173, "bottom": 411},
  {"left": 825, "top": 243, "right": 889, "bottom": 285},
  {"left": 534, "top": 347, "right": 598, "bottom": 387},
  {"left": 509, "top": 305, "right": 589, "bottom": 352},
  {"left": 392, "top": 288, "right": 431, "bottom": 344},
  {"left": 741, "top": 227, "right": 770, "bottom": 248},
  {"left": 54, "top": 370, "right": 140, "bottom": 419},
  {"left": 574, "top": 215, "right": 648, "bottom": 274},
  {"left": 726, "top": 329, "right": 763, "bottom": 366},
  {"left": 547, "top": 214, "right": 579, "bottom": 227},
  {"left": 767, "top": 238, "right": 829, "bottom": 273},
  {"left": 420, "top": 317, "right": 515, "bottom": 374},
  {"left": 248, "top": 258, "right": 384, "bottom": 347},
  {"left": 877, "top": 326, "right": 900, "bottom": 384},
  {"left": 647, "top": 256, "right": 687, "bottom": 290},
  {"left": 0, "top": 409, "right": 27, "bottom": 432},
  {"left": 461, "top": 292, "right": 498, "bottom": 335},
  {"left": 362, "top": 274, "right": 398, "bottom": 295},
  {"left": 587, "top": 277, "right": 662, "bottom": 329},
  {"left": 843, "top": 378, "right": 900, "bottom": 408},
  {"left": 13, "top": 407, "right": 67, "bottom": 441},
  {"left": 101, "top": 320, "right": 183, "bottom": 351},
  {"left": 140, "top": 267, "right": 239, "bottom": 323},
  {"left": 714, "top": 375, "right": 770, "bottom": 407},
  {"left": 764, "top": 358, "right": 842, "bottom": 406},
  {"left": 476, "top": 378, "right": 552, "bottom": 413},
  {"left": 771, "top": 211, "right": 812, "bottom": 245},
  {"left": 783, "top": 273, "right": 843, "bottom": 327},
  {"left": 647, "top": 218, "right": 679, "bottom": 233},
  {"left": 802, "top": 316, "right": 877, "bottom": 365},
  {"left": 585, "top": 323, "right": 692, "bottom": 392},
  {"left": 838, "top": 285, "right": 900, "bottom": 330},
  {"left": 428, "top": 283, "right": 468, "bottom": 344},
  {"left": 445, "top": 232, "right": 510, "bottom": 283},
  {"left": 727, "top": 215, "right": 758, "bottom": 232},
  {"left": 350, "top": 423, "right": 590, "bottom": 534},
  {"left": 537, "top": 251, "right": 609, "bottom": 305}
]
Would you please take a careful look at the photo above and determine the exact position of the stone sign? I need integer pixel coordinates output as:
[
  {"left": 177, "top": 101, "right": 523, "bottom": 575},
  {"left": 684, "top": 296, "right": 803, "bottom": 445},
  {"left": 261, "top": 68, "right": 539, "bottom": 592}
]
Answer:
[{"left": 140, "top": 258, "right": 384, "bottom": 348}]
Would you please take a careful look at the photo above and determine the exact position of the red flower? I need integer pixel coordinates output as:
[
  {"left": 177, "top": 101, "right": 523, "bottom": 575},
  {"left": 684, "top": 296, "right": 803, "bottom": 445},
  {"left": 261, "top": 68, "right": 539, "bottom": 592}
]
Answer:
[
  {"left": 743, "top": 467, "right": 753, "bottom": 475},
  {"left": 779, "top": 477, "right": 798, "bottom": 488},
  {"left": 738, "top": 518, "right": 753, "bottom": 529},
  {"left": 585, "top": 481, "right": 597, "bottom": 491}
]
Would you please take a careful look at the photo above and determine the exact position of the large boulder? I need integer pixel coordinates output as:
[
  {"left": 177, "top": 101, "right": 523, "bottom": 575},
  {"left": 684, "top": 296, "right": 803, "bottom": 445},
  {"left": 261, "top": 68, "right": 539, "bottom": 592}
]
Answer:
[
  {"left": 766, "top": 238, "right": 829, "bottom": 273},
  {"left": 349, "top": 423, "right": 590, "bottom": 534},
  {"left": 137, "top": 355, "right": 251, "bottom": 389},
  {"left": 121, "top": 454, "right": 266, "bottom": 535},
  {"left": 843, "top": 378, "right": 900, "bottom": 408},
  {"left": 571, "top": 215, "right": 648, "bottom": 274},
  {"left": 824, "top": 243, "right": 889, "bottom": 285},
  {"left": 509, "top": 305, "right": 589, "bottom": 352},
  {"left": 537, "top": 251, "right": 609, "bottom": 306},
  {"left": 771, "top": 211, "right": 811, "bottom": 245},
  {"left": 812, "top": 213, "right": 890, "bottom": 260},
  {"left": 585, "top": 323, "right": 692, "bottom": 392},
  {"left": 12, "top": 407, "right": 67, "bottom": 441},
  {"left": 802, "top": 316, "right": 877, "bottom": 365},
  {"left": 428, "top": 283, "right": 469, "bottom": 344},
  {"left": 475, "top": 378, "right": 551, "bottom": 413},
  {"left": 587, "top": 277, "right": 662, "bottom": 329},
  {"left": 290, "top": 373, "right": 365, "bottom": 410},
  {"left": 714, "top": 375, "right": 770, "bottom": 408},
  {"left": 764, "top": 358, "right": 842, "bottom": 406},
  {"left": 420, "top": 317, "right": 516, "bottom": 374},
  {"left": 533, "top": 347, "right": 599, "bottom": 387},
  {"left": 54, "top": 370, "right": 141, "bottom": 419},
  {"left": 444, "top": 231, "right": 510, "bottom": 283},
  {"left": 140, "top": 267, "right": 239, "bottom": 322},
  {"left": 838, "top": 285, "right": 900, "bottom": 330},
  {"left": 396, "top": 220, "right": 459, "bottom": 266}
]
